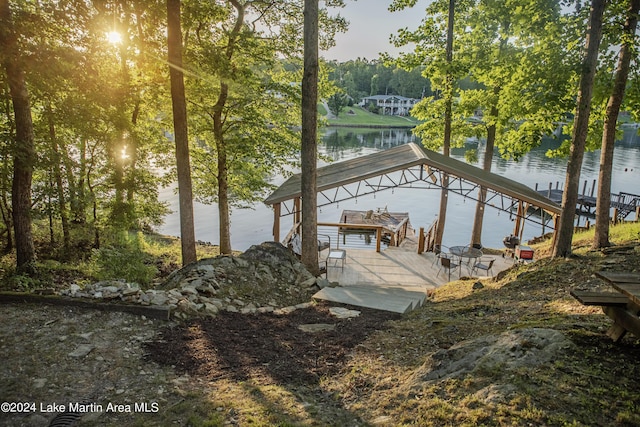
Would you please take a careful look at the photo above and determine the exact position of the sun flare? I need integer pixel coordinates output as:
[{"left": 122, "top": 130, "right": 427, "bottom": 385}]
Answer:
[{"left": 106, "top": 30, "right": 122, "bottom": 45}]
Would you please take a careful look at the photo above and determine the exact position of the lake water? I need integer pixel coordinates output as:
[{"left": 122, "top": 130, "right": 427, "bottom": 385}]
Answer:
[{"left": 158, "top": 126, "right": 640, "bottom": 251}]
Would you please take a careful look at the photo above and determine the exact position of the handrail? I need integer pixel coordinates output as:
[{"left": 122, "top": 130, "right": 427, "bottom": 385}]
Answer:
[{"left": 418, "top": 218, "right": 439, "bottom": 254}]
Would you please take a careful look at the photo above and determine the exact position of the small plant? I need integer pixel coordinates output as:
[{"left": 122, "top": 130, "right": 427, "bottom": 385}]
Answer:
[{"left": 88, "top": 233, "right": 157, "bottom": 285}]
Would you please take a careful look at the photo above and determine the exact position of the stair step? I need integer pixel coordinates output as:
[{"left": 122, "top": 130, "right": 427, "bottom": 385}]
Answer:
[{"left": 313, "top": 285, "right": 428, "bottom": 314}]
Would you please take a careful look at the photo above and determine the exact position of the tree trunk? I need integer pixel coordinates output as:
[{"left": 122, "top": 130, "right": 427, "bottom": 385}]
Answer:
[
  {"left": 593, "top": 0, "right": 639, "bottom": 249},
  {"left": 46, "top": 103, "right": 70, "bottom": 252},
  {"left": 213, "top": 82, "right": 232, "bottom": 255},
  {"left": 435, "top": 0, "right": 455, "bottom": 248},
  {"left": 301, "top": 0, "right": 319, "bottom": 275},
  {"left": 1, "top": 1, "right": 36, "bottom": 272},
  {"left": 167, "top": 0, "right": 197, "bottom": 265},
  {"left": 209, "top": 0, "right": 245, "bottom": 255},
  {"left": 553, "top": 0, "right": 605, "bottom": 258},
  {"left": 470, "top": 102, "right": 497, "bottom": 248}
]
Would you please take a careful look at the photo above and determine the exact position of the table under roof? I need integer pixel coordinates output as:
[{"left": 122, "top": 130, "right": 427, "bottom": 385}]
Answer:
[{"left": 264, "top": 143, "right": 561, "bottom": 243}]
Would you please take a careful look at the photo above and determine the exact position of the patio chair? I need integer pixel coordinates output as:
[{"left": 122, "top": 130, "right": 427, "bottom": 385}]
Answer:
[
  {"left": 431, "top": 244, "right": 451, "bottom": 267},
  {"left": 437, "top": 256, "right": 459, "bottom": 281},
  {"left": 317, "top": 234, "right": 346, "bottom": 275},
  {"left": 472, "top": 258, "right": 495, "bottom": 277}
]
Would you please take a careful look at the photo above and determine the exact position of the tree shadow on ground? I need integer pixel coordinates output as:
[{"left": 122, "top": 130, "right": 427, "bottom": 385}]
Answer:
[{"left": 145, "top": 302, "right": 401, "bottom": 422}]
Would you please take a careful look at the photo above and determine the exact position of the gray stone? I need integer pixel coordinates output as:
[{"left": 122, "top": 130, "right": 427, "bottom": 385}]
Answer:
[
  {"left": 150, "top": 294, "right": 169, "bottom": 306},
  {"left": 188, "top": 278, "right": 203, "bottom": 288},
  {"left": 33, "top": 378, "right": 47, "bottom": 388},
  {"left": 204, "top": 303, "right": 219, "bottom": 315},
  {"left": 315, "top": 277, "right": 330, "bottom": 289},
  {"left": 225, "top": 305, "right": 239, "bottom": 313},
  {"left": 180, "top": 286, "right": 198, "bottom": 295},
  {"left": 68, "top": 344, "right": 95, "bottom": 358},
  {"left": 298, "top": 323, "right": 335, "bottom": 333},
  {"left": 300, "top": 277, "right": 317, "bottom": 288},
  {"left": 329, "top": 307, "right": 361, "bottom": 319}
]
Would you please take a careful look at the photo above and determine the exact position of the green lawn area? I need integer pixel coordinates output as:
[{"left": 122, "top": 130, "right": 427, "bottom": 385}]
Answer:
[{"left": 324, "top": 105, "right": 420, "bottom": 127}]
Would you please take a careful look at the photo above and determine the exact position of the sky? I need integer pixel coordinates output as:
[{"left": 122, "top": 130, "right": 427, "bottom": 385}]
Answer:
[{"left": 321, "top": 1, "right": 425, "bottom": 62}]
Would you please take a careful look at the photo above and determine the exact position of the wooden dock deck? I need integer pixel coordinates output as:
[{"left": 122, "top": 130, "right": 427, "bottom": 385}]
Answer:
[
  {"left": 314, "top": 246, "right": 517, "bottom": 313},
  {"left": 320, "top": 246, "right": 516, "bottom": 288},
  {"left": 536, "top": 181, "right": 639, "bottom": 221}
]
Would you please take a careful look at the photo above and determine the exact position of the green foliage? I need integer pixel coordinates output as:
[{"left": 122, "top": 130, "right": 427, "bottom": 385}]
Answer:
[
  {"left": 327, "top": 91, "right": 348, "bottom": 117},
  {"left": 326, "top": 59, "right": 431, "bottom": 102},
  {"left": 87, "top": 232, "right": 157, "bottom": 285}
]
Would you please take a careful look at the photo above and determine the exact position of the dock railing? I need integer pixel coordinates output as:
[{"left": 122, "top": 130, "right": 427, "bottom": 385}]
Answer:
[
  {"left": 417, "top": 218, "right": 439, "bottom": 254},
  {"left": 282, "top": 220, "right": 411, "bottom": 254}
]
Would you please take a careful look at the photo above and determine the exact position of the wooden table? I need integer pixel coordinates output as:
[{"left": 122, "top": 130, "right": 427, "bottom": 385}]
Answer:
[{"left": 594, "top": 271, "right": 640, "bottom": 341}]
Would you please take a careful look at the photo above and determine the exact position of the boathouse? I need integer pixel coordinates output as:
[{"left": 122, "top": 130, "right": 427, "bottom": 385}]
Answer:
[{"left": 264, "top": 143, "right": 562, "bottom": 250}]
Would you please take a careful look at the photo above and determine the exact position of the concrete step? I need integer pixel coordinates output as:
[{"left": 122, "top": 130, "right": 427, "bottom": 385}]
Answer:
[{"left": 312, "top": 285, "right": 429, "bottom": 314}]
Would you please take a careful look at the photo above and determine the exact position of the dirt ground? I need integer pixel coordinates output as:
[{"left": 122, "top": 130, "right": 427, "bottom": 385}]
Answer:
[
  {"left": 0, "top": 300, "right": 399, "bottom": 426},
  {"left": 145, "top": 302, "right": 401, "bottom": 386}
]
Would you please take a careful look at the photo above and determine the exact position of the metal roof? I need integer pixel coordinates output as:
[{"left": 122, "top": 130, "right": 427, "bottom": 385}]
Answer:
[{"left": 264, "top": 143, "right": 561, "bottom": 215}]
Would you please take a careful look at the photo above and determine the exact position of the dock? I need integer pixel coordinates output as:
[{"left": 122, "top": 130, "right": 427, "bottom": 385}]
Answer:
[
  {"left": 338, "top": 209, "right": 412, "bottom": 246},
  {"left": 313, "top": 246, "right": 515, "bottom": 314},
  {"left": 536, "top": 180, "right": 640, "bottom": 221}
]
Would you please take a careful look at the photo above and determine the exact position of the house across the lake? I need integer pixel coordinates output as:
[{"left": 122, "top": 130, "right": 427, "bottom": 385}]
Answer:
[{"left": 359, "top": 95, "right": 420, "bottom": 116}]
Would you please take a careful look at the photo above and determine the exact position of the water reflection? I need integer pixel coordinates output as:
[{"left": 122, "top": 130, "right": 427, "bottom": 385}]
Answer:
[{"left": 159, "top": 125, "right": 639, "bottom": 251}]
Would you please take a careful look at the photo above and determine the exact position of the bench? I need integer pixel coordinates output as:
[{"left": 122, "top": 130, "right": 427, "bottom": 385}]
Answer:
[
  {"left": 570, "top": 289, "right": 640, "bottom": 341},
  {"left": 570, "top": 290, "right": 629, "bottom": 306}
]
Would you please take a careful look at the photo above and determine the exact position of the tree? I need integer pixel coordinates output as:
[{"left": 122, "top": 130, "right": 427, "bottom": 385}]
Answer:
[
  {"left": 553, "top": 0, "right": 606, "bottom": 258},
  {"left": 301, "top": 0, "right": 320, "bottom": 274},
  {"left": 327, "top": 91, "right": 347, "bottom": 117},
  {"left": 0, "top": 0, "right": 36, "bottom": 272},
  {"left": 459, "top": 0, "right": 570, "bottom": 247},
  {"left": 593, "top": 0, "right": 639, "bottom": 249},
  {"left": 167, "top": 0, "right": 197, "bottom": 266},
  {"left": 389, "top": 0, "right": 469, "bottom": 247}
]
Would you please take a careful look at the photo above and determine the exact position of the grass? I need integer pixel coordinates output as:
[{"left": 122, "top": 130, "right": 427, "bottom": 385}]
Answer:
[
  {"left": 2, "top": 220, "right": 640, "bottom": 425},
  {"left": 325, "top": 105, "right": 420, "bottom": 127},
  {"left": 316, "top": 221, "right": 640, "bottom": 426}
]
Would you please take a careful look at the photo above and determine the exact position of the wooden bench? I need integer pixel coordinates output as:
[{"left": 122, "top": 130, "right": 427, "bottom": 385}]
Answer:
[
  {"left": 570, "top": 290, "right": 629, "bottom": 306},
  {"left": 570, "top": 289, "right": 640, "bottom": 341}
]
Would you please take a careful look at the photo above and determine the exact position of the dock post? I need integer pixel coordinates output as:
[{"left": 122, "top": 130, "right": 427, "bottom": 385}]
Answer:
[{"left": 418, "top": 227, "right": 425, "bottom": 254}]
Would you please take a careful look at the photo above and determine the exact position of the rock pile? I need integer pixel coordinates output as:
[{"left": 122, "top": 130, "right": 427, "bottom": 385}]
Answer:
[{"left": 58, "top": 242, "right": 330, "bottom": 319}]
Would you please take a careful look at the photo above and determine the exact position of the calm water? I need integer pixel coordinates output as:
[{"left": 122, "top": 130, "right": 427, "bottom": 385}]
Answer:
[{"left": 158, "top": 126, "right": 640, "bottom": 251}]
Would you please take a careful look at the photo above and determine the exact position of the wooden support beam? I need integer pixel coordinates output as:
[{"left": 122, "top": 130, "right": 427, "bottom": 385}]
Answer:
[{"left": 273, "top": 203, "right": 281, "bottom": 243}]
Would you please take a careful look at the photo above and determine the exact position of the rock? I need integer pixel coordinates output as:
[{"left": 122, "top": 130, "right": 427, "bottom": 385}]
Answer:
[
  {"left": 275, "top": 306, "right": 297, "bottom": 315},
  {"left": 406, "top": 328, "right": 574, "bottom": 384},
  {"left": 300, "top": 277, "right": 317, "bottom": 288},
  {"left": 33, "top": 378, "right": 47, "bottom": 388},
  {"left": 472, "top": 281, "right": 484, "bottom": 290},
  {"left": 204, "top": 303, "right": 219, "bottom": 315},
  {"left": 180, "top": 286, "right": 198, "bottom": 296},
  {"left": 329, "top": 307, "right": 361, "bottom": 319},
  {"left": 298, "top": 323, "right": 336, "bottom": 333},
  {"left": 68, "top": 344, "right": 95, "bottom": 358},
  {"left": 315, "top": 277, "right": 330, "bottom": 289},
  {"left": 149, "top": 293, "right": 168, "bottom": 306}
]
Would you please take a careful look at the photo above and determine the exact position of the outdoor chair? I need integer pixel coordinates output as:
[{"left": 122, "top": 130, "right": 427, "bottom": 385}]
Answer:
[
  {"left": 472, "top": 258, "right": 495, "bottom": 277},
  {"left": 316, "top": 233, "right": 346, "bottom": 276},
  {"left": 437, "top": 256, "right": 459, "bottom": 281},
  {"left": 431, "top": 244, "right": 451, "bottom": 267}
]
